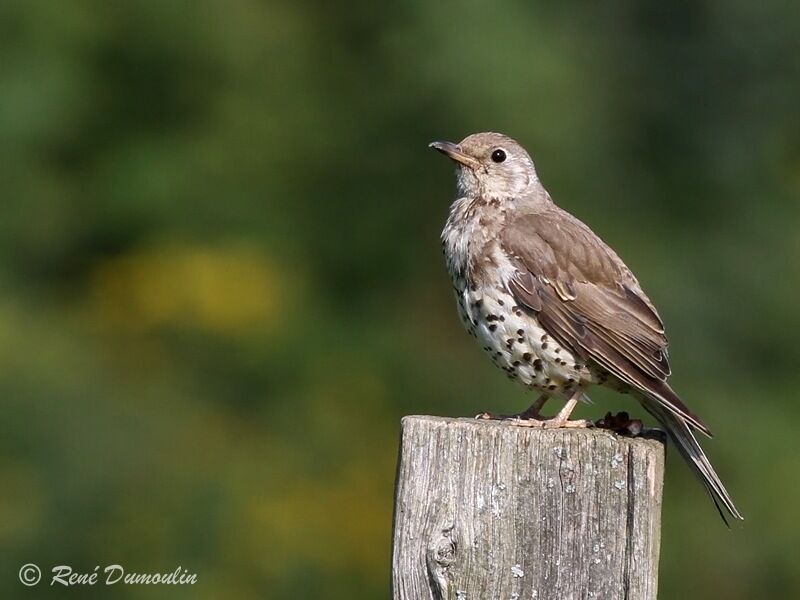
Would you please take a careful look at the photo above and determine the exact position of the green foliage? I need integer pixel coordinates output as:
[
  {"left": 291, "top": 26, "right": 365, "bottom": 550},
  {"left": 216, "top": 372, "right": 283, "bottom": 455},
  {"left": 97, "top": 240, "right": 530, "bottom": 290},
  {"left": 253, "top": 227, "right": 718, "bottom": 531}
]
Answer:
[{"left": 1, "top": 0, "right": 799, "bottom": 597}]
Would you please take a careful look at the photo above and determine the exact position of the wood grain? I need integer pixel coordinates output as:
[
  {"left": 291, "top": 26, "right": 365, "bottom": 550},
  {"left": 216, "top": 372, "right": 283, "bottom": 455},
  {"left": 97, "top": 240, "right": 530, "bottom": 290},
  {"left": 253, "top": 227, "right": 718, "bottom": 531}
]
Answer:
[{"left": 391, "top": 416, "right": 664, "bottom": 600}]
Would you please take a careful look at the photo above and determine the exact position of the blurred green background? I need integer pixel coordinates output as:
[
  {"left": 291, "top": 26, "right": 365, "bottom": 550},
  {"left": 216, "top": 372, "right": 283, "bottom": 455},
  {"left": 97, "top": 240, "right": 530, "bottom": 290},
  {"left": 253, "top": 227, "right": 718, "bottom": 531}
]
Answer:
[{"left": 2, "top": 0, "right": 799, "bottom": 598}]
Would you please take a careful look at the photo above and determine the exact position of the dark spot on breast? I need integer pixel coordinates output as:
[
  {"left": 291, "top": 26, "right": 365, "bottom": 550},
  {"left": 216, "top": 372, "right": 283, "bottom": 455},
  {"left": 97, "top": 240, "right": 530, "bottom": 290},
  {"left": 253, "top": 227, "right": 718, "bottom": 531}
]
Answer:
[
  {"left": 474, "top": 299, "right": 483, "bottom": 309},
  {"left": 512, "top": 361, "right": 521, "bottom": 367},
  {"left": 533, "top": 359, "right": 543, "bottom": 370},
  {"left": 517, "top": 329, "right": 524, "bottom": 336},
  {"left": 554, "top": 347, "right": 561, "bottom": 354},
  {"left": 541, "top": 334, "right": 549, "bottom": 342},
  {"left": 523, "top": 353, "right": 532, "bottom": 362},
  {"left": 498, "top": 299, "right": 504, "bottom": 306},
  {"left": 489, "top": 324, "right": 497, "bottom": 332},
  {"left": 486, "top": 314, "right": 498, "bottom": 322},
  {"left": 518, "top": 337, "right": 524, "bottom": 343},
  {"left": 548, "top": 384, "right": 558, "bottom": 390},
  {"left": 541, "top": 343, "right": 549, "bottom": 350}
]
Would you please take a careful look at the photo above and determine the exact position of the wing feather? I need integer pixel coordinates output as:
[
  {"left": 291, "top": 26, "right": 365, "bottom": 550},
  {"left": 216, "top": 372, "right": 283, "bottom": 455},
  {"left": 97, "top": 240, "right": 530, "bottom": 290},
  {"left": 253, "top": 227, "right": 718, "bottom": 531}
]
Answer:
[{"left": 503, "top": 208, "right": 710, "bottom": 435}]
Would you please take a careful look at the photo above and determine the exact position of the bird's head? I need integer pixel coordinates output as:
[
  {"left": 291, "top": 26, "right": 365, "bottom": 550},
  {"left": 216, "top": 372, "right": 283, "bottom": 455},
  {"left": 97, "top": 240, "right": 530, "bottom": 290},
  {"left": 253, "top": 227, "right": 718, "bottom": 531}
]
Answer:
[{"left": 429, "top": 132, "right": 539, "bottom": 198}]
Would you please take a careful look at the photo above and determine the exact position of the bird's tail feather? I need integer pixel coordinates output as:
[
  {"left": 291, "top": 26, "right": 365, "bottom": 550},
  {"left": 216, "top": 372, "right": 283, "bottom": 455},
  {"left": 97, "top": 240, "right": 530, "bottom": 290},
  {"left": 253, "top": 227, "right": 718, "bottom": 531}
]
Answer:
[
  {"left": 641, "top": 398, "right": 743, "bottom": 524},
  {"left": 649, "top": 379, "right": 712, "bottom": 438}
]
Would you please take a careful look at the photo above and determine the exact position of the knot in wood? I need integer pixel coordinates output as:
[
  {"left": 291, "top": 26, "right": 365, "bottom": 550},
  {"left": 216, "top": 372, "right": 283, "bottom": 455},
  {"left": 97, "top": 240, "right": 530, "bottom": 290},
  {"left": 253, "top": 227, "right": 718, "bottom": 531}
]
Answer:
[
  {"left": 429, "top": 531, "right": 457, "bottom": 568},
  {"left": 391, "top": 417, "right": 666, "bottom": 600}
]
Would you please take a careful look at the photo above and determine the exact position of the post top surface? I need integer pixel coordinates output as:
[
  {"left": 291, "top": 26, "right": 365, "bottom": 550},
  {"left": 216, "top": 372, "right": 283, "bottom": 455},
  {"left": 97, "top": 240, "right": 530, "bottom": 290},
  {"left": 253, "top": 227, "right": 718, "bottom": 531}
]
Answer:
[{"left": 400, "top": 414, "right": 666, "bottom": 448}]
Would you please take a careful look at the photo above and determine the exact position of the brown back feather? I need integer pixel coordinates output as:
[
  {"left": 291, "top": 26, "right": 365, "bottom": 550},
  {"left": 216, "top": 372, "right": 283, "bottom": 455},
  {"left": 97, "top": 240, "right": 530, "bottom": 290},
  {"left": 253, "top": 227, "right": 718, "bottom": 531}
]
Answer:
[{"left": 503, "top": 208, "right": 710, "bottom": 435}]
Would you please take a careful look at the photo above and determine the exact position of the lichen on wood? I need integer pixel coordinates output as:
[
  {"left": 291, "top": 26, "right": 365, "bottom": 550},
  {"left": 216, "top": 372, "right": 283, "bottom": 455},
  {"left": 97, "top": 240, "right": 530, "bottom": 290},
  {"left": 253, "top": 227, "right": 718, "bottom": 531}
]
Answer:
[{"left": 391, "top": 416, "right": 664, "bottom": 600}]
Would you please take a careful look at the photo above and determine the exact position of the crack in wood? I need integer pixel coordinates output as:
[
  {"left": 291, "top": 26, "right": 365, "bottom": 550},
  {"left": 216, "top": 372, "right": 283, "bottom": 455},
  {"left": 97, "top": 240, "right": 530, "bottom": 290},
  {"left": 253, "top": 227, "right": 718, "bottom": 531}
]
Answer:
[{"left": 391, "top": 416, "right": 664, "bottom": 600}]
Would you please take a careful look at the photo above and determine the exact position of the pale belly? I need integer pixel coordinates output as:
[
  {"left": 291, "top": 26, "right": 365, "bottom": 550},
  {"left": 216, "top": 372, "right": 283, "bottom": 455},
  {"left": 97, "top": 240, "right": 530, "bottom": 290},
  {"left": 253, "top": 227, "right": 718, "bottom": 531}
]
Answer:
[{"left": 455, "top": 285, "right": 597, "bottom": 397}]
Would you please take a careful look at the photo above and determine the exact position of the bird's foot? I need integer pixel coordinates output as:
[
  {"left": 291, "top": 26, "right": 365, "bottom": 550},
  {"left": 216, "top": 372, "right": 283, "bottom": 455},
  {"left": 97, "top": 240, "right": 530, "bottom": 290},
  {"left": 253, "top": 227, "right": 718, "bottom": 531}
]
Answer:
[
  {"left": 476, "top": 407, "right": 547, "bottom": 423},
  {"left": 475, "top": 396, "right": 549, "bottom": 422},
  {"left": 475, "top": 411, "right": 537, "bottom": 421},
  {"left": 509, "top": 392, "right": 592, "bottom": 428},
  {"left": 519, "top": 416, "right": 591, "bottom": 429},
  {"left": 476, "top": 413, "right": 591, "bottom": 429},
  {"left": 546, "top": 418, "right": 592, "bottom": 429},
  {"left": 475, "top": 411, "right": 500, "bottom": 420},
  {"left": 501, "top": 416, "right": 547, "bottom": 427}
]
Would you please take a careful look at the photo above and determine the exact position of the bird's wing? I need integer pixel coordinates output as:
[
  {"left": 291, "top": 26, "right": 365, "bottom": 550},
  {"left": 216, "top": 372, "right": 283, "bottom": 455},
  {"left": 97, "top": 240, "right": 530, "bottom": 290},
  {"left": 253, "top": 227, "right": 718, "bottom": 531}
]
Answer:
[{"left": 502, "top": 208, "right": 710, "bottom": 435}]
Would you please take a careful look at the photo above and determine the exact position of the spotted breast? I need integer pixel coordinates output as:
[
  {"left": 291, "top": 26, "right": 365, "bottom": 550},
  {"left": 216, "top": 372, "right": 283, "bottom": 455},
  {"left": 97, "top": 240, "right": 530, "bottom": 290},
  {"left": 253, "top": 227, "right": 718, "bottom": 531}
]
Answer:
[{"left": 443, "top": 195, "right": 597, "bottom": 400}]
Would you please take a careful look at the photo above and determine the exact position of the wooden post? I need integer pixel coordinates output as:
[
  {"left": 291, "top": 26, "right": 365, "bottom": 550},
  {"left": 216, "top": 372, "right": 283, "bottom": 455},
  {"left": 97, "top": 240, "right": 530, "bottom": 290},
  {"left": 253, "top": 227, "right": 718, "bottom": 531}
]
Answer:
[{"left": 391, "top": 416, "right": 665, "bottom": 600}]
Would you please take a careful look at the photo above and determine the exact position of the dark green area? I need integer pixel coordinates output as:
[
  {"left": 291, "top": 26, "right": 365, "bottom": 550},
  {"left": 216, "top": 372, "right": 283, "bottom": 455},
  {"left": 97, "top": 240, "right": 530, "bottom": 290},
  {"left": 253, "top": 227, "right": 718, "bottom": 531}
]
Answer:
[{"left": 1, "top": 0, "right": 799, "bottom": 597}]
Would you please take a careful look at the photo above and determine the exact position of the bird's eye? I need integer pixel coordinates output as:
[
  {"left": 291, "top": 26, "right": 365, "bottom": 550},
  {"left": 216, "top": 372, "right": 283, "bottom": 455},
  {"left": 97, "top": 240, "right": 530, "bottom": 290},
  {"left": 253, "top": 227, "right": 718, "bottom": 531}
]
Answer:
[{"left": 491, "top": 149, "right": 506, "bottom": 163}]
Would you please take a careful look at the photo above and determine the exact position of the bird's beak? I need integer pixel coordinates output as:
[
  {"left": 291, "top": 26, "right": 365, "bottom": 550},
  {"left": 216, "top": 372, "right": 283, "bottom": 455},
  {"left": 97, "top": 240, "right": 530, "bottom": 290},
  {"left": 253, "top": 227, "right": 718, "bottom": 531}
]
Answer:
[{"left": 429, "top": 140, "right": 481, "bottom": 170}]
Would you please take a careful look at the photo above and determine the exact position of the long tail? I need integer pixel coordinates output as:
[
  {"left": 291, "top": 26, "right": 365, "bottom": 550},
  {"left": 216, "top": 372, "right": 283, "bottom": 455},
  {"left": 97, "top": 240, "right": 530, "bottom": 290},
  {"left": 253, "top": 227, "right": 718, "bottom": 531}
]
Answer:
[{"left": 641, "top": 397, "right": 743, "bottom": 524}]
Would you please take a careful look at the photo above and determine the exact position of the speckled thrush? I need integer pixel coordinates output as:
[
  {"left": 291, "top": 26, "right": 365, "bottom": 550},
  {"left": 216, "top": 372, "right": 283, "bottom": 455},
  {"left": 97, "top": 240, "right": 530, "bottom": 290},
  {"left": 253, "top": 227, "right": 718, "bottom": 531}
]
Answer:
[{"left": 430, "top": 132, "right": 742, "bottom": 522}]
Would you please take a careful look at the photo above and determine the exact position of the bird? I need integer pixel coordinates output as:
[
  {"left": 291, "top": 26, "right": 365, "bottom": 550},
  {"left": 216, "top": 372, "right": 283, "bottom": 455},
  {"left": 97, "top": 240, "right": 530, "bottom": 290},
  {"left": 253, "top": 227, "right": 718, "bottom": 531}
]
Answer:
[{"left": 430, "top": 132, "right": 742, "bottom": 523}]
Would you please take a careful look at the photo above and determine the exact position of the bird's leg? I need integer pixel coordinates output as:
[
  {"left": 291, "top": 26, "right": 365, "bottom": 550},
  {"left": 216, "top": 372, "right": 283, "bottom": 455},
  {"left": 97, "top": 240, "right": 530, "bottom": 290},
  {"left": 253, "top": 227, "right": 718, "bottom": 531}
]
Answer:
[
  {"left": 478, "top": 390, "right": 591, "bottom": 428},
  {"left": 517, "top": 394, "right": 549, "bottom": 420},
  {"left": 475, "top": 394, "right": 549, "bottom": 422},
  {"left": 507, "top": 389, "right": 590, "bottom": 428},
  {"left": 541, "top": 389, "right": 590, "bottom": 429}
]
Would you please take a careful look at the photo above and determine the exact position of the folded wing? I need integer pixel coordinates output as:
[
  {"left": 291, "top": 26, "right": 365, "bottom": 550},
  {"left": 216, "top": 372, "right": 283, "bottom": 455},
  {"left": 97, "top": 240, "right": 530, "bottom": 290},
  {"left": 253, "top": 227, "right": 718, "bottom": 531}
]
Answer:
[{"left": 503, "top": 208, "right": 710, "bottom": 436}]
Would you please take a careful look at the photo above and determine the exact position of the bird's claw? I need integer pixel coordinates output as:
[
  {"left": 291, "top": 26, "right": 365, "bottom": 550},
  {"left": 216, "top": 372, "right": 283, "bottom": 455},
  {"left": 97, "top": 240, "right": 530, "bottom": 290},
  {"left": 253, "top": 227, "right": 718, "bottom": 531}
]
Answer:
[{"left": 476, "top": 412, "right": 591, "bottom": 429}]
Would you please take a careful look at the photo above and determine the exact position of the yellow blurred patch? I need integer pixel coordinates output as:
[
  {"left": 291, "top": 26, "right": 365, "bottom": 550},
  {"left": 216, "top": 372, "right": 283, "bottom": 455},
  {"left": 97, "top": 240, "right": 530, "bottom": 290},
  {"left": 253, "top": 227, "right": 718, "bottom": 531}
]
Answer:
[
  {"left": 252, "top": 457, "right": 395, "bottom": 580},
  {"left": 90, "top": 241, "right": 289, "bottom": 335},
  {"left": 0, "top": 461, "right": 45, "bottom": 541}
]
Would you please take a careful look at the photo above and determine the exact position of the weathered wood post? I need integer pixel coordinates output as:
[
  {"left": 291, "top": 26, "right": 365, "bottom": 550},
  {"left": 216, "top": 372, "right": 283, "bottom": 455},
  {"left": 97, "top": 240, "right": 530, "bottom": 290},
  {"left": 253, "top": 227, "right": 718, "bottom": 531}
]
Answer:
[{"left": 391, "top": 416, "right": 665, "bottom": 600}]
